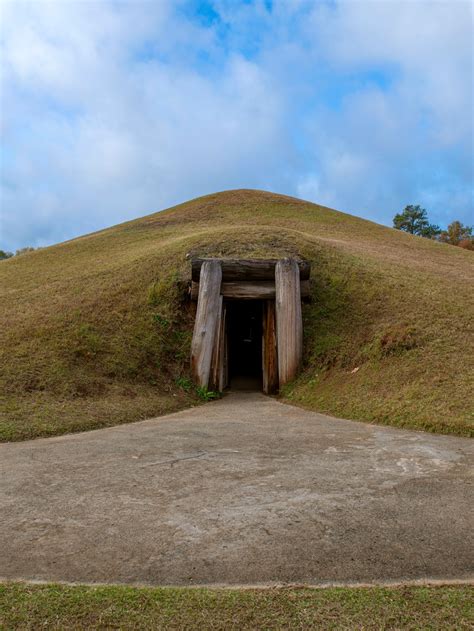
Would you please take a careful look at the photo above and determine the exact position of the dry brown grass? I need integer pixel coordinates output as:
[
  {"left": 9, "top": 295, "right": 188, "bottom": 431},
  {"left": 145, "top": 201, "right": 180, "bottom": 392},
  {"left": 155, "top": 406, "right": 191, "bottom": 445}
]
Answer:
[{"left": 1, "top": 189, "right": 473, "bottom": 440}]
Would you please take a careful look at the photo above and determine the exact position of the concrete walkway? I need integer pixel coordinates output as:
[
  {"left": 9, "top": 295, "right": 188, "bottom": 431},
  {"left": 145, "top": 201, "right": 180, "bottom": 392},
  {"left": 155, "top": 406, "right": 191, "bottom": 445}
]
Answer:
[{"left": 1, "top": 393, "right": 473, "bottom": 586}]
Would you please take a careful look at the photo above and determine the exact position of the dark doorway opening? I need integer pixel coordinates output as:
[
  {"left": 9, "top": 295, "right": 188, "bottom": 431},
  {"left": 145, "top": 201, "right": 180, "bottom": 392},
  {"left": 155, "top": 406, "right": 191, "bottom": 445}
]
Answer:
[{"left": 226, "top": 300, "right": 263, "bottom": 390}]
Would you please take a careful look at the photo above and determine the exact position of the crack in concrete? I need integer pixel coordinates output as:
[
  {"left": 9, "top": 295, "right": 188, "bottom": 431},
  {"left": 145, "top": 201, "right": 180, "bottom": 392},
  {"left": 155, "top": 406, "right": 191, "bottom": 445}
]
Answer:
[{"left": 140, "top": 451, "right": 209, "bottom": 467}]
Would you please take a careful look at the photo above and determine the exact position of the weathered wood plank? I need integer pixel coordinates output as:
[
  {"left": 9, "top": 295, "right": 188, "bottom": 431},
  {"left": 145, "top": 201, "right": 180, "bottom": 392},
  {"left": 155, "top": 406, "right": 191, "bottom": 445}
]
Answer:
[
  {"left": 262, "top": 300, "right": 278, "bottom": 394},
  {"left": 218, "top": 303, "right": 228, "bottom": 392},
  {"left": 190, "top": 280, "right": 310, "bottom": 300},
  {"left": 192, "top": 258, "right": 310, "bottom": 282},
  {"left": 209, "top": 295, "right": 223, "bottom": 391},
  {"left": 275, "top": 258, "right": 303, "bottom": 386},
  {"left": 209, "top": 297, "right": 228, "bottom": 392},
  {"left": 190, "top": 260, "right": 222, "bottom": 388}
]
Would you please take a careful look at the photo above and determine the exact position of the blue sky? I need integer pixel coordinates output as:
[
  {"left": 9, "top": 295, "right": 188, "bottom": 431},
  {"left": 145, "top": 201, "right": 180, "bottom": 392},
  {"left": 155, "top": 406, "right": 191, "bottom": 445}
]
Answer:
[{"left": 1, "top": 0, "right": 473, "bottom": 251}]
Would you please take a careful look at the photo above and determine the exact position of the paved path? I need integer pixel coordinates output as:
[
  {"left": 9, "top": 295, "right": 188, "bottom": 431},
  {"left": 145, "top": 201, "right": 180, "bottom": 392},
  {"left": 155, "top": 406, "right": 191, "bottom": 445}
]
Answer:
[{"left": 1, "top": 393, "right": 473, "bottom": 586}]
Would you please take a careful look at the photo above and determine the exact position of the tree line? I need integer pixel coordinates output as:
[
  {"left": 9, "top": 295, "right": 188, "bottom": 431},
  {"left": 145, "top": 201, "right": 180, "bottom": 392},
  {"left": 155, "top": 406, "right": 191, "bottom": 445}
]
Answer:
[
  {"left": 0, "top": 247, "right": 38, "bottom": 260},
  {"left": 393, "top": 205, "right": 473, "bottom": 250}
]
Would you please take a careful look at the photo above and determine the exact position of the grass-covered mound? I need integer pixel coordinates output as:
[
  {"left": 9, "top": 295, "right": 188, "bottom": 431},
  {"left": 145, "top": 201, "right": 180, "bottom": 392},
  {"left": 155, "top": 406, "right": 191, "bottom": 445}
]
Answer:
[{"left": 1, "top": 190, "right": 473, "bottom": 440}]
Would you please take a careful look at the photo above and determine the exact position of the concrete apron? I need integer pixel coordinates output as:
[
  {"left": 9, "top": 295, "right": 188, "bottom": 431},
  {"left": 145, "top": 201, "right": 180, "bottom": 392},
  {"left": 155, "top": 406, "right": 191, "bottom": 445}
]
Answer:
[{"left": 0, "top": 393, "right": 473, "bottom": 586}]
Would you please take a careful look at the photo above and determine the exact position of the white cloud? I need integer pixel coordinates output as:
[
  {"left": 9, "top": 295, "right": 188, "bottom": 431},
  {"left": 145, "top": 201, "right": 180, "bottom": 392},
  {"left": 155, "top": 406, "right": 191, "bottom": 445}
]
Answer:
[
  {"left": 0, "top": 0, "right": 472, "bottom": 250},
  {"left": 296, "top": 0, "right": 473, "bottom": 225},
  {"left": 1, "top": 0, "right": 292, "bottom": 248}
]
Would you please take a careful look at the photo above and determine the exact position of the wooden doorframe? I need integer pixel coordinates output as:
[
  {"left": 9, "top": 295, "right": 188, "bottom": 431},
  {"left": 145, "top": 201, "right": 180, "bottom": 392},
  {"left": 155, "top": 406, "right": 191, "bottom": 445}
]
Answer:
[
  {"left": 275, "top": 258, "right": 303, "bottom": 386},
  {"left": 262, "top": 300, "right": 278, "bottom": 394},
  {"left": 190, "top": 257, "right": 308, "bottom": 392},
  {"left": 190, "top": 260, "right": 222, "bottom": 389}
]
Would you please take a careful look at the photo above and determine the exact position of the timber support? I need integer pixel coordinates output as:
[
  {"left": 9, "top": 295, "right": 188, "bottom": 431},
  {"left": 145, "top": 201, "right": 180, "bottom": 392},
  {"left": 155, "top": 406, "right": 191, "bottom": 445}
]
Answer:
[
  {"left": 190, "top": 256, "right": 308, "bottom": 392},
  {"left": 190, "top": 259, "right": 222, "bottom": 389},
  {"left": 275, "top": 258, "right": 303, "bottom": 386}
]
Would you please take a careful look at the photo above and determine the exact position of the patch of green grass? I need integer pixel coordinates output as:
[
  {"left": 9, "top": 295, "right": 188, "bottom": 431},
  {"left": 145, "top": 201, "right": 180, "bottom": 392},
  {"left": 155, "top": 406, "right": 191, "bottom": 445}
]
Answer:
[
  {"left": 195, "top": 386, "right": 221, "bottom": 401},
  {"left": 0, "top": 583, "right": 472, "bottom": 630},
  {"left": 0, "top": 387, "right": 197, "bottom": 442},
  {"left": 72, "top": 323, "right": 104, "bottom": 360},
  {"left": 176, "top": 375, "right": 193, "bottom": 392},
  {"left": 1, "top": 189, "right": 473, "bottom": 440}
]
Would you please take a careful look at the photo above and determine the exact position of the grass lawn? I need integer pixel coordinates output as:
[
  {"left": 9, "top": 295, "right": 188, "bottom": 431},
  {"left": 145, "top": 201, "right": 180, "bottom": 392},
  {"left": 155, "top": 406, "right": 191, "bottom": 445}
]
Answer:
[
  {"left": 1, "top": 189, "right": 473, "bottom": 440},
  {"left": 0, "top": 583, "right": 472, "bottom": 630}
]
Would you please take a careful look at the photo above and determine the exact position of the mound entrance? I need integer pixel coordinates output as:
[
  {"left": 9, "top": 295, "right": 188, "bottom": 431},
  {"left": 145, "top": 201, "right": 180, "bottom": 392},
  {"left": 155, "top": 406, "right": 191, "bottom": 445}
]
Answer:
[{"left": 190, "top": 258, "right": 310, "bottom": 393}]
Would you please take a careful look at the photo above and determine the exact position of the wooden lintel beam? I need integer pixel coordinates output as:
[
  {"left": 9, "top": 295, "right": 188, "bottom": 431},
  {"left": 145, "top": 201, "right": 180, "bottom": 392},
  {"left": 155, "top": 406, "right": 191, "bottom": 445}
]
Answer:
[
  {"left": 191, "top": 258, "right": 310, "bottom": 282},
  {"left": 190, "top": 280, "right": 310, "bottom": 301}
]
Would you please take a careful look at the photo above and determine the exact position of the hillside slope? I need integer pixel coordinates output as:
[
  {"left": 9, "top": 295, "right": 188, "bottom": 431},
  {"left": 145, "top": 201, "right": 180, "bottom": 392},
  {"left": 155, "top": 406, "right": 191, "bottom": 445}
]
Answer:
[{"left": 1, "top": 189, "right": 473, "bottom": 440}]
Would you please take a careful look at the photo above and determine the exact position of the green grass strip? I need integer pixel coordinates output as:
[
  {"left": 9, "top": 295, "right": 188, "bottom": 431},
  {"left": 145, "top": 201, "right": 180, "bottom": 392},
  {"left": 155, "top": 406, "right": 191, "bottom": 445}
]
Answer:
[{"left": 0, "top": 583, "right": 472, "bottom": 630}]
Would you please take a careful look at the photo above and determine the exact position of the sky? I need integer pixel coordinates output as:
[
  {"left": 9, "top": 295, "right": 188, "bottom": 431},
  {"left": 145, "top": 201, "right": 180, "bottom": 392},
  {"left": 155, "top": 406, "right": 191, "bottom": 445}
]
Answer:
[{"left": 0, "top": 0, "right": 473, "bottom": 251}]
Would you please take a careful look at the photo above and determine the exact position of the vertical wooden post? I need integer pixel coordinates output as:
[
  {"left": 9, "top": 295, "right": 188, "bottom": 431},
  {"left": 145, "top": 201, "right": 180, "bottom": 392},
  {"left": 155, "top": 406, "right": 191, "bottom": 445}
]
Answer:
[
  {"left": 218, "top": 303, "right": 228, "bottom": 392},
  {"left": 275, "top": 258, "right": 303, "bottom": 386},
  {"left": 209, "top": 295, "right": 223, "bottom": 391},
  {"left": 262, "top": 300, "right": 278, "bottom": 394},
  {"left": 222, "top": 305, "right": 229, "bottom": 390},
  {"left": 190, "top": 260, "right": 222, "bottom": 389}
]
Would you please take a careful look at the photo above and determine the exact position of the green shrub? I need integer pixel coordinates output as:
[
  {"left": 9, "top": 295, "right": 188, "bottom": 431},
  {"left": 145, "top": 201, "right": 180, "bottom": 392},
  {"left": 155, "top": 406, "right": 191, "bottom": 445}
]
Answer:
[
  {"left": 195, "top": 386, "right": 220, "bottom": 401},
  {"left": 176, "top": 376, "right": 193, "bottom": 392}
]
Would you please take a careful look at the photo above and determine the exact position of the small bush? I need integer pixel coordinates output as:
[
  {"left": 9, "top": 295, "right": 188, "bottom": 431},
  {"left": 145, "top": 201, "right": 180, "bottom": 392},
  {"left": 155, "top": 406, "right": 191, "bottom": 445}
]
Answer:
[
  {"left": 196, "top": 386, "right": 220, "bottom": 401},
  {"left": 459, "top": 238, "right": 474, "bottom": 251},
  {"left": 176, "top": 376, "right": 193, "bottom": 392}
]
